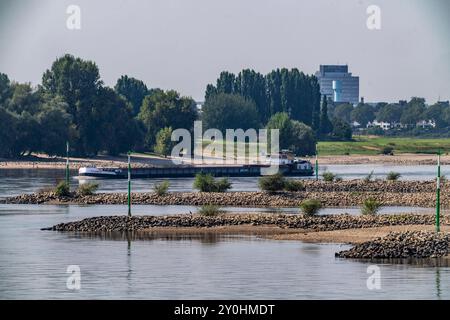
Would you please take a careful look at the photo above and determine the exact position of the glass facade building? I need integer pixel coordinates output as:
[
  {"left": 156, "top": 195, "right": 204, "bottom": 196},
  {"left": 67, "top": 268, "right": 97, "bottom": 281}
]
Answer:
[{"left": 315, "top": 65, "right": 359, "bottom": 104}]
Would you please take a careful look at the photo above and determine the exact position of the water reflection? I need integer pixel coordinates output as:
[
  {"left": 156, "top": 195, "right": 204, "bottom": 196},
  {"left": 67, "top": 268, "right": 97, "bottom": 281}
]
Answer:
[{"left": 61, "top": 230, "right": 252, "bottom": 244}]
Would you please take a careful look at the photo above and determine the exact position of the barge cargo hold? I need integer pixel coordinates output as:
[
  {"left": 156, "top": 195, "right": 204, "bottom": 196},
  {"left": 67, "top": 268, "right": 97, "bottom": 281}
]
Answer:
[{"left": 78, "top": 162, "right": 314, "bottom": 179}]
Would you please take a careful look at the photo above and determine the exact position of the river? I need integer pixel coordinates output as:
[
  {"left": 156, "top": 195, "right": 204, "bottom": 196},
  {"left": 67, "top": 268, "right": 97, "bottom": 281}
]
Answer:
[{"left": 0, "top": 166, "right": 449, "bottom": 299}]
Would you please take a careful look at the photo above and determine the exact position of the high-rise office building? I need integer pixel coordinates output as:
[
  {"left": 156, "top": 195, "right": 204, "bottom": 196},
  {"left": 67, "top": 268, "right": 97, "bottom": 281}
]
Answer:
[{"left": 315, "top": 65, "right": 359, "bottom": 104}]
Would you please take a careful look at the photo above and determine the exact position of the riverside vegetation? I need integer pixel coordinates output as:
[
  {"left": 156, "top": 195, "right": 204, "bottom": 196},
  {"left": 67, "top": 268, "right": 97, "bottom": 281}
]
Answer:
[{"left": 5, "top": 179, "right": 448, "bottom": 207}]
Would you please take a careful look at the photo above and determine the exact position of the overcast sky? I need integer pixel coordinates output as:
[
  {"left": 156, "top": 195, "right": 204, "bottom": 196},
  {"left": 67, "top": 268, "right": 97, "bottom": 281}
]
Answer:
[{"left": 0, "top": 0, "right": 449, "bottom": 103}]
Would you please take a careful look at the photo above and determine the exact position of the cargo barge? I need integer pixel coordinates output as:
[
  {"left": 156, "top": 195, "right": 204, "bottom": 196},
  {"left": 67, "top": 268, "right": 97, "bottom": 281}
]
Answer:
[{"left": 78, "top": 152, "right": 314, "bottom": 179}]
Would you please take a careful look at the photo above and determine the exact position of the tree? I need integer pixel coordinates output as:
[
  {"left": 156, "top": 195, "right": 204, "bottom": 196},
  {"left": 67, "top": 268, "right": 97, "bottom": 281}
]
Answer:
[
  {"left": 205, "top": 68, "right": 321, "bottom": 127},
  {"left": 154, "top": 127, "right": 173, "bottom": 157},
  {"left": 94, "top": 87, "right": 144, "bottom": 155},
  {"left": 376, "top": 104, "right": 402, "bottom": 123},
  {"left": 266, "top": 112, "right": 316, "bottom": 156},
  {"left": 319, "top": 95, "right": 333, "bottom": 136},
  {"left": 114, "top": 75, "right": 149, "bottom": 116},
  {"left": 331, "top": 118, "right": 352, "bottom": 141},
  {"left": 333, "top": 103, "right": 353, "bottom": 124},
  {"left": 424, "top": 102, "right": 450, "bottom": 128},
  {"left": 400, "top": 97, "right": 426, "bottom": 125},
  {"left": 42, "top": 54, "right": 102, "bottom": 155},
  {"left": 0, "top": 73, "right": 11, "bottom": 106},
  {"left": 290, "top": 120, "right": 317, "bottom": 156},
  {"left": 351, "top": 103, "right": 375, "bottom": 127},
  {"left": 0, "top": 107, "right": 18, "bottom": 158},
  {"left": 201, "top": 93, "right": 259, "bottom": 132},
  {"left": 5, "top": 83, "right": 40, "bottom": 115},
  {"left": 139, "top": 90, "right": 197, "bottom": 150}
]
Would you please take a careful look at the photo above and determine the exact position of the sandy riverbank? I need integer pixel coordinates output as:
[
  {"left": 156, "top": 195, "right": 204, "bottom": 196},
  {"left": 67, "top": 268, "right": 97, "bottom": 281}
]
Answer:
[
  {"left": 1, "top": 152, "right": 448, "bottom": 169},
  {"left": 311, "top": 153, "right": 449, "bottom": 165}
]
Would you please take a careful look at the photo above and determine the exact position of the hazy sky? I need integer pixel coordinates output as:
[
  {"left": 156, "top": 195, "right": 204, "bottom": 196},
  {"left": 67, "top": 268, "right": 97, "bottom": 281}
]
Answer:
[{"left": 0, "top": 0, "right": 449, "bottom": 103}]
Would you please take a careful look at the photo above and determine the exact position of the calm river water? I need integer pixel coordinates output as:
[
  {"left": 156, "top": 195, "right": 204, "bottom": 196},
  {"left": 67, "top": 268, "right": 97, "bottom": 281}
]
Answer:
[{"left": 0, "top": 166, "right": 449, "bottom": 299}]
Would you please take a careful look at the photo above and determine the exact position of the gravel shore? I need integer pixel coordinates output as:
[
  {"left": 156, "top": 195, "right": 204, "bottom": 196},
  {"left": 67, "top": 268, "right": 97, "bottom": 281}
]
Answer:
[
  {"left": 336, "top": 231, "right": 450, "bottom": 259},
  {"left": 46, "top": 213, "right": 444, "bottom": 232},
  {"left": 45, "top": 213, "right": 450, "bottom": 260},
  {"left": 5, "top": 180, "right": 448, "bottom": 207}
]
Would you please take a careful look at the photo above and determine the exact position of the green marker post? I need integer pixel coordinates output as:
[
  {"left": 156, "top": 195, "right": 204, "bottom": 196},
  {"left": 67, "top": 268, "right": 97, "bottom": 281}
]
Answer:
[
  {"left": 436, "top": 151, "right": 441, "bottom": 233},
  {"left": 127, "top": 152, "right": 132, "bottom": 217},
  {"left": 65, "top": 141, "right": 70, "bottom": 188},
  {"left": 315, "top": 144, "right": 319, "bottom": 181}
]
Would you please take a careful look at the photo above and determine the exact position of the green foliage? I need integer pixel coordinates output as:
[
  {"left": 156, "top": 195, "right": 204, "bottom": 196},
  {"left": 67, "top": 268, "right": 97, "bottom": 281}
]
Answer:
[
  {"left": 198, "top": 205, "right": 222, "bottom": 217},
  {"left": 258, "top": 173, "right": 286, "bottom": 192},
  {"left": 333, "top": 103, "right": 353, "bottom": 124},
  {"left": 284, "top": 179, "right": 305, "bottom": 192},
  {"left": 193, "top": 173, "right": 231, "bottom": 192},
  {"left": 386, "top": 171, "right": 401, "bottom": 181},
  {"left": 331, "top": 118, "right": 352, "bottom": 141},
  {"left": 206, "top": 68, "right": 321, "bottom": 127},
  {"left": 300, "top": 199, "right": 322, "bottom": 216},
  {"left": 77, "top": 182, "right": 99, "bottom": 196},
  {"left": 317, "top": 136, "right": 450, "bottom": 156},
  {"left": 139, "top": 90, "right": 197, "bottom": 150},
  {"left": 54, "top": 181, "right": 70, "bottom": 197},
  {"left": 319, "top": 96, "right": 333, "bottom": 136},
  {"left": 266, "top": 112, "right": 316, "bottom": 156},
  {"left": 322, "top": 171, "right": 336, "bottom": 182},
  {"left": 153, "top": 181, "right": 170, "bottom": 196},
  {"left": 381, "top": 146, "right": 394, "bottom": 155},
  {"left": 400, "top": 97, "right": 426, "bottom": 125},
  {"left": 202, "top": 93, "right": 260, "bottom": 132},
  {"left": 361, "top": 198, "right": 382, "bottom": 215},
  {"left": 114, "top": 75, "right": 149, "bottom": 116},
  {"left": 154, "top": 127, "right": 173, "bottom": 157},
  {"left": 363, "top": 170, "right": 374, "bottom": 183},
  {"left": 376, "top": 104, "right": 402, "bottom": 123},
  {"left": 351, "top": 103, "right": 376, "bottom": 127}
]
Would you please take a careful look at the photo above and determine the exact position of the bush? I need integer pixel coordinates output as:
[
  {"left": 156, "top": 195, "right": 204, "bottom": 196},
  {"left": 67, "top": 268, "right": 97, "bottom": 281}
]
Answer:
[
  {"left": 300, "top": 199, "right": 322, "bottom": 216},
  {"left": 284, "top": 179, "right": 305, "bottom": 192},
  {"left": 77, "top": 182, "right": 99, "bottom": 196},
  {"left": 198, "top": 205, "right": 222, "bottom": 217},
  {"left": 363, "top": 170, "right": 374, "bottom": 183},
  {"left": 361, "top": 198, "right": 382, "bottom": 215},
  {"left": 193, "top": 173, "right": 231, "bottom": 192},
  {"left": 381, "top": 146, "right": 394, "bottom": 155},
  {"left": 54, "top": 181, "right": 70, "bottom": 197},
  {"left": 258, "top": 173, "right": 286, "bottom": 192},
  {"left": 386, "top": 171, "right": 401, "bottom": 181},
  {"left": 322, "top": 171, "right": 336, "bottom": 182},
  {"left": 153, "top": 181, "right": 170, "bottom": 196},
  {"left": 335, "top": 176, "right": 343, "bottom": 182}
]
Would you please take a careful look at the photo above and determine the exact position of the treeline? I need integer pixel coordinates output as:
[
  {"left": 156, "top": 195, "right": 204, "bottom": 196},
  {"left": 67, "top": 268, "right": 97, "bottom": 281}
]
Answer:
[
  {"left": 330, "top": 97, "right": 450, "bottom": 133},
  {"left": 1, "top": 54, "right": 344, "bottom": 159},
  {"left": 203, "top": 69, "right": 351, "bottom": 155},
  {"left": 0, "top": 54, "right": 198, "bottom": 158}
]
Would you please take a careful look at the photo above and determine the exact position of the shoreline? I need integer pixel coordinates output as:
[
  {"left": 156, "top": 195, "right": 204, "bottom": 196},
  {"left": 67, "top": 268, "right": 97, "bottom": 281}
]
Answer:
[
  {"left": 1, "top": 153, "right": 449, "bottom": 169},
  {"left": 45, "top": 213, "right": 450, "bottom": 259}
]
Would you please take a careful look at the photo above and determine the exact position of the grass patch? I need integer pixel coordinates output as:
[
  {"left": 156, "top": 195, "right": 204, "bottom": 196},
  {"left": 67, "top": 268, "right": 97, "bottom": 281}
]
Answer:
[
  {"left": 153, "top": 181, "right": 170, "bottom": 196},
  {"left": 361, "top": 198, "right": 382, "bottom": 215},
  {"left": 193, "top": 173, "right": 231, "bottom": 192},
  {"left": 258, "top": 173, "right": 286, "bottom": 192},
  {"left": 300, "top": 199, "right": 322, "bottom": 216},
  {"left": 322, "top": 171, "right": 336, "bottom": 182},
  {"left": 284, "top": 179, "right": 305, "bottom": 192},
  {"left": 318, "top": 136, "right": 450, "bottom": 156},
  {"left": 77, "top": 182, "right": 99, "bottom": 196},
  {"left": 198, "top": 205, "right": 222, "bottom": 217},
  {"left": 54, "top": 181, "right": 70, "bottom": 197},
  {"left": 386, "top": 171, "right": 401, "bottom": 181}
]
